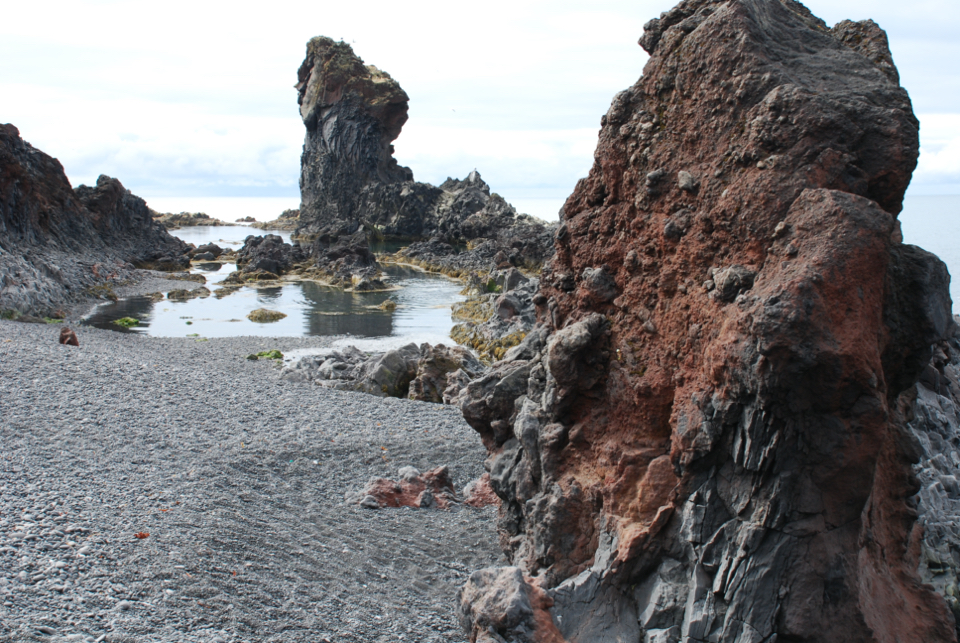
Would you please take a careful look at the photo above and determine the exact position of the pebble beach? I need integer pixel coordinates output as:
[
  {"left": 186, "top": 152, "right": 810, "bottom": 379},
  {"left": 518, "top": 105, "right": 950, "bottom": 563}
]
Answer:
[{"left": 0, "top": 315, "right": 503, "bottom": 642}]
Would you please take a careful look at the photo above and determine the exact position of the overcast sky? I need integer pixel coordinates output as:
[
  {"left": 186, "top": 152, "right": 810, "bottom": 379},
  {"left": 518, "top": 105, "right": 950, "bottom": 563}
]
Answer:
[{"left": 2, "top": 0, "right": 958, "bottom": 221}]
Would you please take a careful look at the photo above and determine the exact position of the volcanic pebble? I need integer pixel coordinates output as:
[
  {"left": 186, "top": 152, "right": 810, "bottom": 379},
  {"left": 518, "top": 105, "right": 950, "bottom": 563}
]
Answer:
[{"left": 0, "top": 318, "right": 503, "bottom": 642}]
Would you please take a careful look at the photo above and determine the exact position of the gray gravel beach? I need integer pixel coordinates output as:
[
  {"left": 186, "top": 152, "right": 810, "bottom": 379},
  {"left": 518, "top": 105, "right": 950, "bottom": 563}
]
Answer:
[{"left": 0, "top": 316, "right": 503, "bottom": 642}]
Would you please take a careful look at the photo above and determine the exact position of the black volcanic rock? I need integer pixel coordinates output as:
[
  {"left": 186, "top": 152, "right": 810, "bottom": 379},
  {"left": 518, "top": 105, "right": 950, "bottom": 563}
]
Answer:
[
  {"left": 0, "top": 124, "right": 189, "bottom": 314},
  {"left": 295, "top": 37, "right": 556, "bottom": 276}
]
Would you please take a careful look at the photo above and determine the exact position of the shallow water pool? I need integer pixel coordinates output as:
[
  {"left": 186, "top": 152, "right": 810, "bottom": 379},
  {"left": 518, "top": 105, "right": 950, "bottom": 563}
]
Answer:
[{"left": 83, "top": 226, "right": 466, "bottom": 343}]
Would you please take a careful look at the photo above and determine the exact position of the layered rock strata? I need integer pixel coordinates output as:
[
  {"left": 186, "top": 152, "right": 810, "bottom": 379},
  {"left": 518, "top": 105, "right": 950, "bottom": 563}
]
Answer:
[
  {"left": 457, "top": 1, "right": 959, "bottom": 641},
  {"left": 0, "top": 124, "right": 189, "bottom": 314},
  {"left": 295, "top": 37, "right": 556, "bottom": 277}
]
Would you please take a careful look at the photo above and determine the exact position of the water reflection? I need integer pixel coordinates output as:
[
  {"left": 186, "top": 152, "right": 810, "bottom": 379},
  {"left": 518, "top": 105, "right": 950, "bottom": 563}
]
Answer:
[
  {"left": 171, "top": 225, "right": 293, "bottom": 250},
  {"left": 83, "top": 264, "right": 462, "bottom": 341}
]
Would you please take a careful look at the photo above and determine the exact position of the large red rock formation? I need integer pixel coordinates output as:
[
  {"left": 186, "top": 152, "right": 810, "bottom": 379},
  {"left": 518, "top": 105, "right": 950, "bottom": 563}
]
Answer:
[{"left": 457, "top": 1, "right": 958, "bottom": 641}]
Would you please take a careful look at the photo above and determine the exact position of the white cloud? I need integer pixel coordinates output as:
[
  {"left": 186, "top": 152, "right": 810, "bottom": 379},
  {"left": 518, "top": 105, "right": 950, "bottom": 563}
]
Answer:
[
  {"left": 911, "top": 114, "right": 960, "bottom": 194},
  {"left": 2, "top": 0, "right": 958, "bottom": 201}
]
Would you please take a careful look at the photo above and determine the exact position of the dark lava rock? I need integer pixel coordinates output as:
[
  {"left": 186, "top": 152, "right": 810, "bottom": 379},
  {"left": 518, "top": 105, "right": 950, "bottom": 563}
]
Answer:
[
  {"left": 281, "top": 342, "right": 487, "bottom": 404},
  {"left": 0, "top": 124, "right": 190, "bottom": 314},
  {"left": 456, "top": 2, "right": 958, "bottom": 642},
  {"left": 235, "top": 234, "right": 306, "bottom": 278},
  {"left": 295, "top": 37, "right": 556, "bottom": 277}
]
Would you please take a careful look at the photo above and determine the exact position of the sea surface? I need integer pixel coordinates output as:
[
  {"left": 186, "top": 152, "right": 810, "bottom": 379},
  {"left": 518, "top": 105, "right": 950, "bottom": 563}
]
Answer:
[{"left": 900, "top": 194, "right": 960, "bottom": 312}]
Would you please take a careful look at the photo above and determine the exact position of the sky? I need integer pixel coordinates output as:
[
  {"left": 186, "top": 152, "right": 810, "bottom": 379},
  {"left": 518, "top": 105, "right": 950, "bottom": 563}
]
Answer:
[{"left": 2, "top": 0, "right": 959, "bottom": 221}]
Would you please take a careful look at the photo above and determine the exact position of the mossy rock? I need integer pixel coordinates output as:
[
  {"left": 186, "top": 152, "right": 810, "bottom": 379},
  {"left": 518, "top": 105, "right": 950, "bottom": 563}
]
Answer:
[
  {"left": 167, "top": 287, "right": 211, "bottom": 300},
  {"left": 246, "top": 349, "right": 284, "bottom": 361},
  {"left": 247, "top": 308, "right": 287, "bottom": 323},
  {"left": 88, "top": 284, "right": 118, "bottom": 302},
  {"left": 112, "top": 317, "right": 140, "bottom": 328},
  {"left": 168, "top": 273, "right": 207, "bottom": 284}
]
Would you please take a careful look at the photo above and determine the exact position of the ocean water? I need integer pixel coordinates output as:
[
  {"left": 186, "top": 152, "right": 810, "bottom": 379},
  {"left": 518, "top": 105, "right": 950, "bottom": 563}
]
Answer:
[
  {"left": 900, "top": 194, "right": 960, "bottom": 312},
  {"left": 142, "top": 196, "right": 300, "bottom": 224}
]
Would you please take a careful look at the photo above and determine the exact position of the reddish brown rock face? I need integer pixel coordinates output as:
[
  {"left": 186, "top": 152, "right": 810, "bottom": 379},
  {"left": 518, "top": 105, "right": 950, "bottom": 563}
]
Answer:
[
  {"left": 458, "top": 1, "right": 957, "bottom": 641},
  {"left": 357, "top": 466, "right": 458, "bottom": 510}
]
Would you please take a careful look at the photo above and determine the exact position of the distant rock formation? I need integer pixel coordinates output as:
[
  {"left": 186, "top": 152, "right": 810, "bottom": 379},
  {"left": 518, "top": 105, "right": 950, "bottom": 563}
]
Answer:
[
  {"left": 151, "top": 211, "right": 228, "bottom": 229},
  {"left": 456, "top": 1, "right": 959, "bottom": 642},
  {"left": 294, "top": 37, "right": 556, "bottom": 278},
  {"left": 0, "top": 124, "right": 190, "bottom": 314},
  {"left": 250, "top": 208, "right": 300, "bottom": 231}
]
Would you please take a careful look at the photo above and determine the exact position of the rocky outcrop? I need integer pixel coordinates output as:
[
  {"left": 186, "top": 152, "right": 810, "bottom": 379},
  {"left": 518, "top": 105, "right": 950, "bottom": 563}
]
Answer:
[
  {"left": 451, "top": 268, "right": 540, "bottom": 363},
  {"left": 295, "top": 37, "right": 556, "bottom": 277},
  {"left": 151, "top": 211, "right": 228, "bottom": 229},
  {"left": 458, "top": 2, "right": 959, "bottom": 642},
  {"left": 281, "top": 342, "right": 487, "bottom": 403},
  {"left": 232, "top": 234, "right": 306, "bottom": 281},
  {"left": 0, "top": 124, "right": 190, "bottom": 314},
  {"left": 909, "top": 325, "right": 960, "bottom": 629},
  {"left": 250, "top": 208, "right": 300, "bottom": 231},
  {"left": 350, "top": 466, "right": 459, "bottom": 510}
]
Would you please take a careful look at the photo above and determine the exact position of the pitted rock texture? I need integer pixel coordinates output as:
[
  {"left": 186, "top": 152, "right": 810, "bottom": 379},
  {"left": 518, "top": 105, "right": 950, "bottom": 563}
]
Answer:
[
  {"left": 458, "top": 2, "right": 959, "bottom": 642},
  {"left": 351, "top": 465, "right": 459, "bottom": 510},
  {"left": 296, "top": 38, "right": 555, "bottom": 275},
  {"left": 0, "top": 124, "right": 189, "bottom": 314}
]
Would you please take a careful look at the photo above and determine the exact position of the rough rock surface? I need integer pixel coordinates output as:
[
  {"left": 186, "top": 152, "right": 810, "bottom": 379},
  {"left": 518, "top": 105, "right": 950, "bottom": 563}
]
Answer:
[
  {"left": 451, "top": 269, "right": 540, "bottom": 363},
  {"left": 458, "top": 2, "right": 960, "bottom": 642},
  {"left": 234, "top": 234, "right": 306, "bottom": 279},
  {"left": 281, "top": 343, "right": 488, "bottom": 404},
  {"left": 910, "top": 324, "right": 960, "bottom": 629},
  {"left": 351, "top": 465, "right": 460, "bottom": 510},
  {"left": 0, "top": 124, "right": 189, "bottom": 314},
  {"left": 295, "top": 38, "right": 555, "bottom": 276}
]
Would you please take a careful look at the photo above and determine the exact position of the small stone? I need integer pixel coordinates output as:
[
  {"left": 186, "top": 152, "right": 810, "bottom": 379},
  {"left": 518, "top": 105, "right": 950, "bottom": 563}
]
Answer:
[
  {"left": 677, "top": 170, "right": 699, "bottom": 192},
  {"left": 359, "top": 496, "right": 380, "bottom": 509},
  {"left": 116, "top": 600, "right": 133, "bottom": 611}
]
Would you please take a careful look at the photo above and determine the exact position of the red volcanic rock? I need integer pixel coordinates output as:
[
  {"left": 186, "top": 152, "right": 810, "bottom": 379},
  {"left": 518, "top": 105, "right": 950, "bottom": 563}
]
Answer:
[
  {"left": 58, "top": 327, "right": 79, "bottom": 346},
  {"left": 458, "top": 1, "right": 957, "bottom": 642},
  {"left": 463, "top": 473, "right": 500, "bottom": 509},
  {"left": 357, "top": 466, "right": 458, "bottom": 510}
]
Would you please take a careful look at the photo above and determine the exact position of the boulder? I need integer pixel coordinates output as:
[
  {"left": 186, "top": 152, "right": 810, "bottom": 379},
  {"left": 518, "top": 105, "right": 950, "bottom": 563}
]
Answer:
[
  {"left": 280, "top": 342, "right": 489, "bottom": 403},
  {"left": 235, "top": 234, "right": 306, "bottom": 277},
  {"left": 349, "top": 465, "right": 459, "bottom": 510}
]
